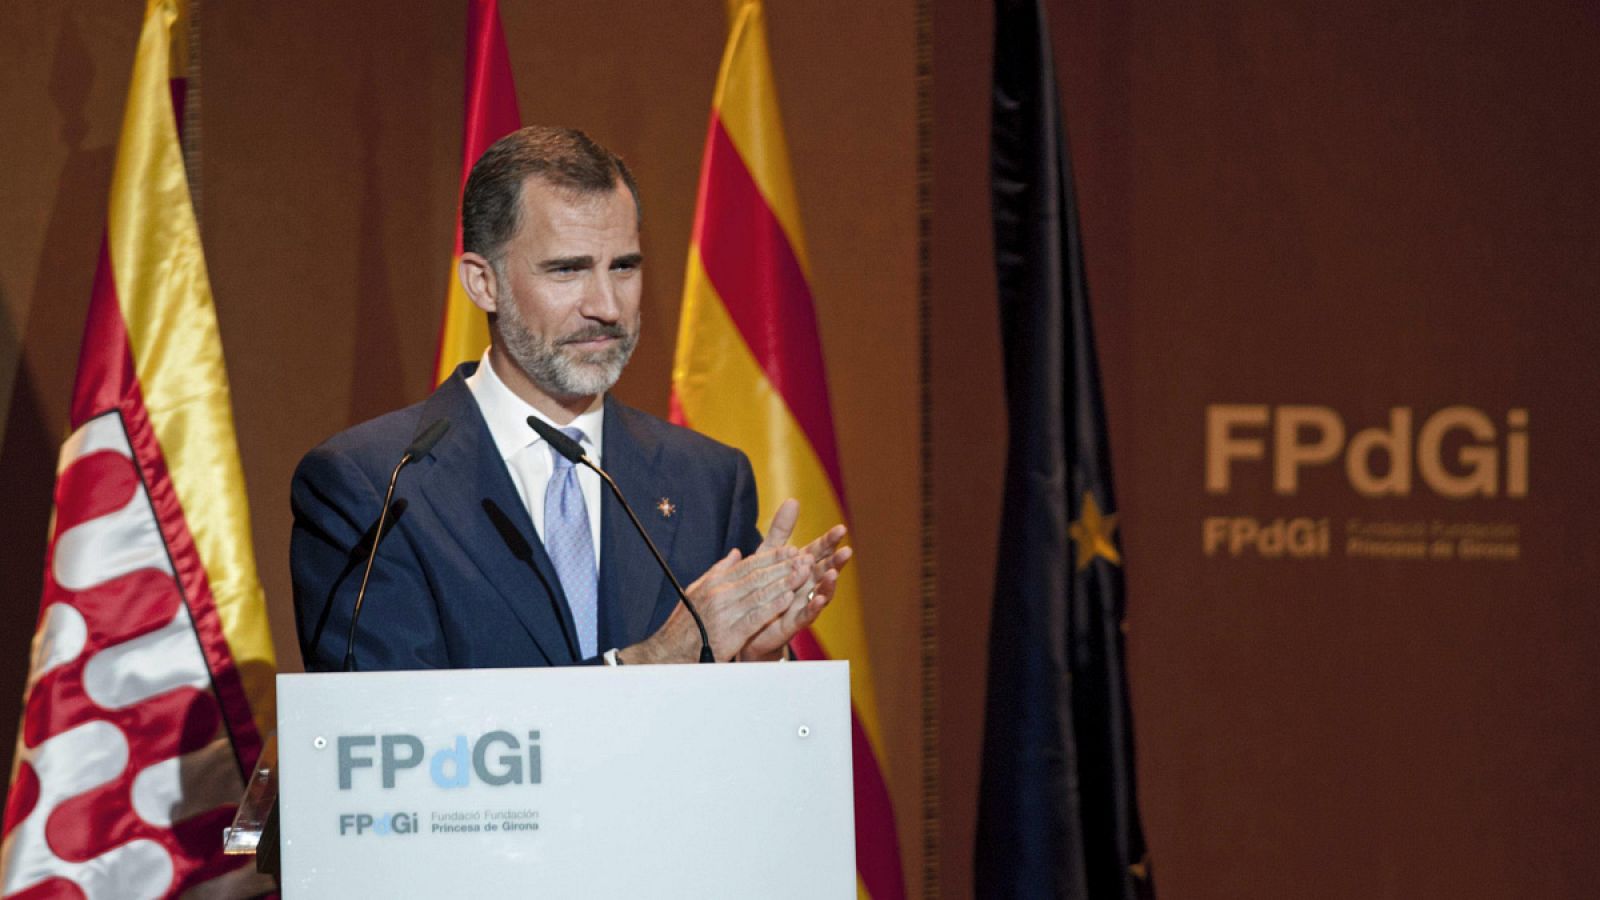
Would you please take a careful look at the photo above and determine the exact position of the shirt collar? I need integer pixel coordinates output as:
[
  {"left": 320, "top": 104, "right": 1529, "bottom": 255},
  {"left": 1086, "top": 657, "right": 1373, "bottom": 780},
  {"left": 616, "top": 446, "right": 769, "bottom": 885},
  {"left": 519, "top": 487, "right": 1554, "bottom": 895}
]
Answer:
[{"left": 465, "top": 351, "right": 606, "bottom": 463}]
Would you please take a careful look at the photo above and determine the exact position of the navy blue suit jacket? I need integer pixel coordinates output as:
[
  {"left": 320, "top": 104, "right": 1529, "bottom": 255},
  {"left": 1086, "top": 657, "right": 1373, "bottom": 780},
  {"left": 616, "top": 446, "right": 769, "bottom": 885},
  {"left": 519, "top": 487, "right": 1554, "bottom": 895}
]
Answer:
[{"left": 290, "top": 364, "right": 763, "bottom": 671}]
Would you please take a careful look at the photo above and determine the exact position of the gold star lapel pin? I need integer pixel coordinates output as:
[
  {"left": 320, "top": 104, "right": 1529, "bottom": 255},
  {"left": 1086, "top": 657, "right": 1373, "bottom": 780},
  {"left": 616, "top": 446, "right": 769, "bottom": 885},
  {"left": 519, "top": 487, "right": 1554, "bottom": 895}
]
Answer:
[
  {"left": 656, "top": 497, "right": 676, "bottom": 518},
  {"left": 1068, "top": 490, "right": 1122, "bottom": 571}
]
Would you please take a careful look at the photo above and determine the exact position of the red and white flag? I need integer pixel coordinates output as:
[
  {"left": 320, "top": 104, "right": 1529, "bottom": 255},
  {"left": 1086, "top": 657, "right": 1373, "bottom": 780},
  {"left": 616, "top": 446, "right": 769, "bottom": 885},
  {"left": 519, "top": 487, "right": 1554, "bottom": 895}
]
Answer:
[{"left": 0, "top": 2, "right": 276, "bottom": 897}]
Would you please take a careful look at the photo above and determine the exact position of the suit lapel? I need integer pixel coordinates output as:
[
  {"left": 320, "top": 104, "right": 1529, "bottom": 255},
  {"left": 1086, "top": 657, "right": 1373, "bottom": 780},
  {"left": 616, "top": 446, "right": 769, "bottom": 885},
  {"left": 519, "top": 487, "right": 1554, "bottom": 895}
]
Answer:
[
  {"left": 412, "top": 371, "right": 580, "bottom": 664},
  {"left": 599, "top": 398, "right": 681, "bottom": 648}
]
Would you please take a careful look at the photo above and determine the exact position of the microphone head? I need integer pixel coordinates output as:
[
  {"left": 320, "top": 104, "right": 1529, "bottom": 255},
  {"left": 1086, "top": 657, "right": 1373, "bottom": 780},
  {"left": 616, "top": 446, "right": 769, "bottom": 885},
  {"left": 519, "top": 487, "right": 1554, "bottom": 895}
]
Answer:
[
  {"left": 404, "top": 419, "right": 451, "bottom": 459},
  {"left": 526, "top": 415, "right": 585, "bottom": 464}
]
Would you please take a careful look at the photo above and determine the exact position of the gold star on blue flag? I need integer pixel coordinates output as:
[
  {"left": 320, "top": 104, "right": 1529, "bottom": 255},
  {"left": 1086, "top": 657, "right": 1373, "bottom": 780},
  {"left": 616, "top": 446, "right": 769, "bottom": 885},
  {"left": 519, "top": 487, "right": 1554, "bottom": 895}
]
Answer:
[
  {"left": 976, "top": 1, "right": 1155, "bottom": 895},
  {"left": 1069, "top": 491, "right": 1122, "bottom": 570}
]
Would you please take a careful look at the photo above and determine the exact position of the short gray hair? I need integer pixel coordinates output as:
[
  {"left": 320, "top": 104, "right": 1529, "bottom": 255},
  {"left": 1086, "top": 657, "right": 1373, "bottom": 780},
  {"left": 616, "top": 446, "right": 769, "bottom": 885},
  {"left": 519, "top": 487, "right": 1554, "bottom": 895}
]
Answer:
[{"left": 460, "top": 125, "right": 640, "bottom": 263}]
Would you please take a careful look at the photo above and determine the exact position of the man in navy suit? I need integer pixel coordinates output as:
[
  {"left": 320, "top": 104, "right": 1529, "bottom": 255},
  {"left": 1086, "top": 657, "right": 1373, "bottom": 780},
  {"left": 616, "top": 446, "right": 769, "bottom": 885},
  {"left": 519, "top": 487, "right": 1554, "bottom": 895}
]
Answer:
[{"left": 291, "top": 127, "right": 848, "bottom": 671}]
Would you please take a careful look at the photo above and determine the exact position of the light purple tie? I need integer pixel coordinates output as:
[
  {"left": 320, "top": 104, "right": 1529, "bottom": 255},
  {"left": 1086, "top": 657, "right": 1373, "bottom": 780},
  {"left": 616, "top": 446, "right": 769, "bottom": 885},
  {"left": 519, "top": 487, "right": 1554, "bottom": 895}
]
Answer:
[{"left": 544, "top": 427, "right": 597, "bottom": 658}]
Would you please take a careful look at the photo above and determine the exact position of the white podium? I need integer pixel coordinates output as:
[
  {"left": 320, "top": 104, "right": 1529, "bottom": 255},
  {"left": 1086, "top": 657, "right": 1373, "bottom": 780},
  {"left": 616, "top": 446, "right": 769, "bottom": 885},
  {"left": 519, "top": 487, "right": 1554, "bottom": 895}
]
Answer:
[{"left": 269, "top": 661, "right": 855, "bottom": 898}]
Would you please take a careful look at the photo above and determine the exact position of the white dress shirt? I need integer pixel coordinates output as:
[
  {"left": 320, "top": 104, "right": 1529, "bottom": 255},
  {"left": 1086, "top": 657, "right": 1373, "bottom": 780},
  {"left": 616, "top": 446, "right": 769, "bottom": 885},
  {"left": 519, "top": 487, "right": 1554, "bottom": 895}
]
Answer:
[{"left": 465, "top": 352, "right": 605, "bottom": 566}]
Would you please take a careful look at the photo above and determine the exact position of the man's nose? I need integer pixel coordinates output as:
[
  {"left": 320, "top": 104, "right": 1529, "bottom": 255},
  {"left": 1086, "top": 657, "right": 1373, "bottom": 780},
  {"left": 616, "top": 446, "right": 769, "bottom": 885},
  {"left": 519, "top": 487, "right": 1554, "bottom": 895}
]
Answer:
[{"left": 580, "top": 273, "right": 622, "bottom": 321}]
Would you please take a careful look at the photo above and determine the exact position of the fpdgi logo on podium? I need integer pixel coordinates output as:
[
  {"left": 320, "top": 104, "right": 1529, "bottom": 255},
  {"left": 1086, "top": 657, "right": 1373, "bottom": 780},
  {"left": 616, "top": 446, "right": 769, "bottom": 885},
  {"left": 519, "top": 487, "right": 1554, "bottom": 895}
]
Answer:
[{"left": 335, "top": 730, "right": 543, "bottom": 790}]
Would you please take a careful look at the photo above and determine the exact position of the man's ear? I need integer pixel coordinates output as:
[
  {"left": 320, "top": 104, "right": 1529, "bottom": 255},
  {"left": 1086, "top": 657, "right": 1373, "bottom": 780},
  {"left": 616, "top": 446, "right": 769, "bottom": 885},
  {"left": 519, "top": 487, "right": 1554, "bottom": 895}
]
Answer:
[{"left": 458, "top": 252, "right": 499, "bottom": 314}]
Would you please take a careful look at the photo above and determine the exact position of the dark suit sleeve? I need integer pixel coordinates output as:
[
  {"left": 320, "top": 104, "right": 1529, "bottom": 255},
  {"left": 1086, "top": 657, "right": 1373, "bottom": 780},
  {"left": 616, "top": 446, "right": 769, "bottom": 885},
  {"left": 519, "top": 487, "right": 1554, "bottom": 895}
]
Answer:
[
  {"left": 290, "top": 446, "right": 449, "bottom": 672},
  {"left": 728, "top": 449, "right": 764, "bottom": 558}
]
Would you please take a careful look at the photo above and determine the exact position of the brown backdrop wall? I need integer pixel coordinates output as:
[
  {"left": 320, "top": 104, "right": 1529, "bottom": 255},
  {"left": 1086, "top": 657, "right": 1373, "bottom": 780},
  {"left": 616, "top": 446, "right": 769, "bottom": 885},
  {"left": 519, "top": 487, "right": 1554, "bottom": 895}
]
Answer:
[
  {"left": 5, "top": 1, "right": 1600, "bottom": 898},
  {"left": 934, "top": 0, "right": 1600, "bottom": 897}
]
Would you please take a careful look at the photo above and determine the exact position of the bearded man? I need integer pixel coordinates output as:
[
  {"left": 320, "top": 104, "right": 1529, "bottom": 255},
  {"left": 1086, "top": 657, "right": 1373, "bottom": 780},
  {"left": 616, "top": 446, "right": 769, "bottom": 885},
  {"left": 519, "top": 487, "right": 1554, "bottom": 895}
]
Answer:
[{"left": 291, "top": 126, "right": 848, "bottom": 671}]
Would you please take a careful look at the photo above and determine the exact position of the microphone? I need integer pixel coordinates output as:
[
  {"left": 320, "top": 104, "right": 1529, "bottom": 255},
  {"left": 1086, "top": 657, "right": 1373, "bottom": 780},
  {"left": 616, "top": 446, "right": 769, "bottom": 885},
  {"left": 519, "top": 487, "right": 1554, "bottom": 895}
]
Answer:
[
  {"left": 526, "top": 415, "right": 715, "bottom": 664},
  {"left": 343, "top": 419, "right": 451, "bottom": 671}
]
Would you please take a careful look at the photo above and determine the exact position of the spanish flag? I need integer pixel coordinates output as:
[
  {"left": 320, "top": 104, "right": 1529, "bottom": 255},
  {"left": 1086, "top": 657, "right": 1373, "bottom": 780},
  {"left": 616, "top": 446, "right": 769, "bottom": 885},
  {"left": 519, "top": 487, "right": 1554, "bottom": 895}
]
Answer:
[
  {"left": 0, "top": 1, "right": 274, "bottom": 896},
  {"left": 671, "top": 4, "right": 905, "bottom": 897},
  {"left": 434, "top": 0, "right": 522, "bottom": 385}
]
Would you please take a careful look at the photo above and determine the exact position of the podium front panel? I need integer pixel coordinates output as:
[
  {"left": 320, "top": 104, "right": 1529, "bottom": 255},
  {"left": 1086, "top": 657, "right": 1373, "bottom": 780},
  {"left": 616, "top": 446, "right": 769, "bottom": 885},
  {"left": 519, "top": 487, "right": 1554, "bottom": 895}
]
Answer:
[{"left": 276, "top": 661, "right": 854, "bottom": 897}]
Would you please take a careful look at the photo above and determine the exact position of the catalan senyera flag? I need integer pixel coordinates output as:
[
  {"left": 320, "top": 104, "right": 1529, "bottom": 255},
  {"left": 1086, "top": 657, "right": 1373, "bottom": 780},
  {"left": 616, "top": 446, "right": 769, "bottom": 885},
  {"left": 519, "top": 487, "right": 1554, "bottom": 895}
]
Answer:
[
  {"left": 434, "top": 0, "right": 522, "bottom": 386},
  {"left": 0, "top": 1, "right": 276, "bottom": 897},
  {"left": 671, "top": 3, "right": 905, "bottom": 898}
]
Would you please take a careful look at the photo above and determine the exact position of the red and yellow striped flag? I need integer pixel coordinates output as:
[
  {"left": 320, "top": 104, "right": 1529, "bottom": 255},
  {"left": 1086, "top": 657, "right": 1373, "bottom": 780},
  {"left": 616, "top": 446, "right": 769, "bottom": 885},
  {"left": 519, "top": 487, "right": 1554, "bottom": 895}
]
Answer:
[
  {"left": 0, "top": 1, "right": 274, "bottom": 896},
  {"left": 671, "top": 4, "right": 905, "bottom": 897},
  {"left": 434, "top": 0, "right": 522, "bottom": 385}
]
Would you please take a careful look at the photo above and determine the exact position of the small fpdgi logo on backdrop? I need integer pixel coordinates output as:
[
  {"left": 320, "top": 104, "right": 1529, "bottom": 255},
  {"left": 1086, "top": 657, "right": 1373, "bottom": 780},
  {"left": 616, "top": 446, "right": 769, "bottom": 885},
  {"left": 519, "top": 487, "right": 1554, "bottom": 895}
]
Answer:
[{"left": 1202, "top": 404, "right": 1527, "bottom": 562}]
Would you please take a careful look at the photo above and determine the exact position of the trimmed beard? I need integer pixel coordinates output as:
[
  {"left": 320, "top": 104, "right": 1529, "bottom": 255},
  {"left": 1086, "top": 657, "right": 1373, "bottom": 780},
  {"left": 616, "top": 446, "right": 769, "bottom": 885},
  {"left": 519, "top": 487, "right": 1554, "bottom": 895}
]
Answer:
[{"left": 493, "top": 286, "right": 640, "bottom": 402}]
